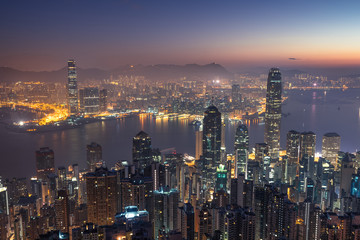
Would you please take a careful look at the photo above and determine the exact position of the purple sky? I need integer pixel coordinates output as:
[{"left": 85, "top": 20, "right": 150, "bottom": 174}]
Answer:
[{"left": 1, "top": 0, "right": 360, "bottom": 71}]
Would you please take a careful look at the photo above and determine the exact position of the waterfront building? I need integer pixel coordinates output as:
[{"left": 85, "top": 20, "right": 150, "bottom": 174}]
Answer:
[
  {"left": 79, "top": 87, "right": 100, "bottom": 114},
  {"left": 86, "top": 142, "right": 102, "bottom": 172},
  {"left": 132, "top": 131, "right": 152, "bottom": 172},
  {"left": 99, "top": 89, "right": 107, "bottom": 112},
  {"left": 35, "top": 147, "right": 55, "bottom": 181},
  {"left": 67, "top": 59, "right": 78, "bottom": 115},
  {"left": 300, "top": 131, "right": 316, "bottom": 160}
]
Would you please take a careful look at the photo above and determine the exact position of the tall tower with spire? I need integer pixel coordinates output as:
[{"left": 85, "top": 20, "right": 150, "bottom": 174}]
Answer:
[
  {"left": 67, "top": 59, "right": 78, "bottom": 115},
  {"left": 264, "top": 68, "right": 282, "bottom": 158}
]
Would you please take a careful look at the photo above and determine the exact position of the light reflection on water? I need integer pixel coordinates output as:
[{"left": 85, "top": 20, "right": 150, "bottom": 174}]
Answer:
[{"left": 0, "top": 89, "right": 360, "bottom": 178}]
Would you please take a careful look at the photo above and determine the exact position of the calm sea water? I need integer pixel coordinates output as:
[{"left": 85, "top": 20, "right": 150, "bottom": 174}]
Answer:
[{"left": 1, "top": 89, "right": 360, "bottom": 178}]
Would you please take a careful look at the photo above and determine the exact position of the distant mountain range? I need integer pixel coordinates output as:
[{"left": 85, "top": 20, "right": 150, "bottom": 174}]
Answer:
[{"left": 0, "top": 63, "right": 232, "bottom": 83}]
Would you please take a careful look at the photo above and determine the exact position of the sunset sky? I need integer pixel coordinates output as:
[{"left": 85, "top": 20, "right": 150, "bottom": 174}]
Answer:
[{"left": 1, "top": 0, "right": 360, "bottom": 71}]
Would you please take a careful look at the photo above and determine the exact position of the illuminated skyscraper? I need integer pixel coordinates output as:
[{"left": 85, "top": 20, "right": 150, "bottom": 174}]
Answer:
[
  {"left": 36, "top": 147, "right": 55, "bottom": 181},
  {"left": 99, "top": 89, "right": 107, "bottom": 112},
  {"left": 264, "top": 68, "right": 282, "bottom": 158},
  {"left": 286, "top": 130, "right": 300, "bottom": 164},
  {"left": 234, "top": 123, "right": 249, "bottom": 176},
  {"left": 118, "top": 174, "right": 153, "bottom": 213},
  {"left": 86, "top": 142, "right": 102, "bottom": 172},
  {"left": 230, "top": 174, "right": 253, "bottom": 208},
  {"left": 254, "top": 185, "right": 274, "bottom": 240},
  {"left": 133, "top": 131, "right": 152, "bottom": 171},
  {"left": 85, "top": 167, "right": 117, "bottom": 226},
  {"left": 195, "top": 126, "right": 203, "bottom": 160},
  {"left": 215, "top": 164, "right": 227, "bottom": 192},
  {"left": 55, "top": 190, "right": 69, "bottom": 233},
  {"left": 67, "top": 59, "right": 78, "bottom": 115},
  {"left": 0, "top": 181, "right": 9, "bottom": 216},
  {"left": 225, "top": 207, "right": 256, "bottom": 240},
  {"left": 255, "top": 143, "right": 269, "bottom": 163},
  {"left": 0, "top": 210, "right": 6, "bottom": 239},
  {"left": 79, "top": 87, "right": 100, "bottom": 114},
  {"left": 180, "top": 202, "right": 195, "bottom": 240},
  {"left": 322, "top": 132, "right": 341, "bottom": 166},
  {"left": 202, "top": 105, "right": 222, "bottom": 190},
  {"left": 153, "top": 188, "right": 179, "bottom": 238},
  {"left": 57, "top": 166, "right": 67, "bottom": 190},
  {"left": 300, "top": 131, "right": 316, "bottom": 160},
  {"left": 199, "top": 207, "right": 212, "bottom": 239},
  {"left": 5, "top": 177, "right": 28, "bottom": 205}
]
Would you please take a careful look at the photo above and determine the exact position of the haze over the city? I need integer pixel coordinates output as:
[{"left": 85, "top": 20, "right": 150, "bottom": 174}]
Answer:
[
  {"left": 2, "top": 1, "right": 360, "bottom": 240},
  {"left": 1, "top": 0, "right": 360, "bottom": 71}
]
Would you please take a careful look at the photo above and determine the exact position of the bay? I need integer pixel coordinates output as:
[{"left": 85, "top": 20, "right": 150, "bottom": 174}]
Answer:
[{"left": 0, "top": 89, "right": 359, "bottom": 179}]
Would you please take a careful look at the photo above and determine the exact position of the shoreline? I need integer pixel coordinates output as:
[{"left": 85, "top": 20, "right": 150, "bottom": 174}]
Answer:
[{"left": 2, "top": 88, "right": 359, "bottom": 134}]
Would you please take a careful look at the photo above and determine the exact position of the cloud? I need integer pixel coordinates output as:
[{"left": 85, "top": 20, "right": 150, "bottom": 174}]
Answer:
[{"left": 288, "top": 58, "right": 300, "bottom": 61}]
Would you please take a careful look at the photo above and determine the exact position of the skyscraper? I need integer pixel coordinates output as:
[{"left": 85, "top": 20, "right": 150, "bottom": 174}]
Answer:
[
  {"left": 234, "top": 123, "right": 249, "bottom": 176},
  {"left": 254, "top": 185, "right": 273, "bottom": 240},
  {"left": 199, "top": 207, "right": 212, "bottom": 239},
  {"left": 86, "top": 142, "right": 102, "bottom": 172},
  {"left": 79, "top": 87, "right": 100, "bottom": 114},
  {"left": 133, "top": 131, "right": 152, "bottom": 171},
  {"left": 195, "top": 126, "right": 203, "bottom": 160},
  {"left": 36, "top": 147, "right": 55, "bottom": 181},
  {"left": 99, "top": 89, "right": 107, "bottom": 112},
  {"left": 286, "top": 130, "right": 300, "bottom": 164},
  {"left": 85, "top": 167, "right": 117, "bottom": 226},
  {"left": 0, "top": 182, "right": 9, "bottom": 216},
  {"left": 180, "top": 202, "right": 195, "bottom": 240},
  {"left": 300, "top": 131, "right": 316, "bottom": 160},
  {"left": 118, "top": 174, "right": 153, "bottom": 213},
  {"left": 255, "top": 143, "right": 269, "bottom": 163},
  {"left": 264, "top": 68, "right": 282, "bottom": 158},
  {"left": 225, "top": 207, "right": 256, "bottom": 240},
  {"left": 202, "top": 105, "right": 222, "bottom": 191},
  {"left": 215, "top": 164, "right": 227, "bottom": 192},
  {"left": 67, "top": 59, "right": 78, "bottom": 115},
  {"left": 57, "top": 166, "right": 67, "bottom": 190},
  {"left": 322, "top": 132, "right": 341, "bottom": 166},
  {"left": 55, "top": 190, "right": 69, "bottom": 233},
  {"left": 153, "top": 188, "right": 179, "bottom": 238}
]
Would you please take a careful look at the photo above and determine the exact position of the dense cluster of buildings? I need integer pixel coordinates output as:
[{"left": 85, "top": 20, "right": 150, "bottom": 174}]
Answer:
[{"left": 1, "top": 68, "right": 360, "bottom": 240}]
